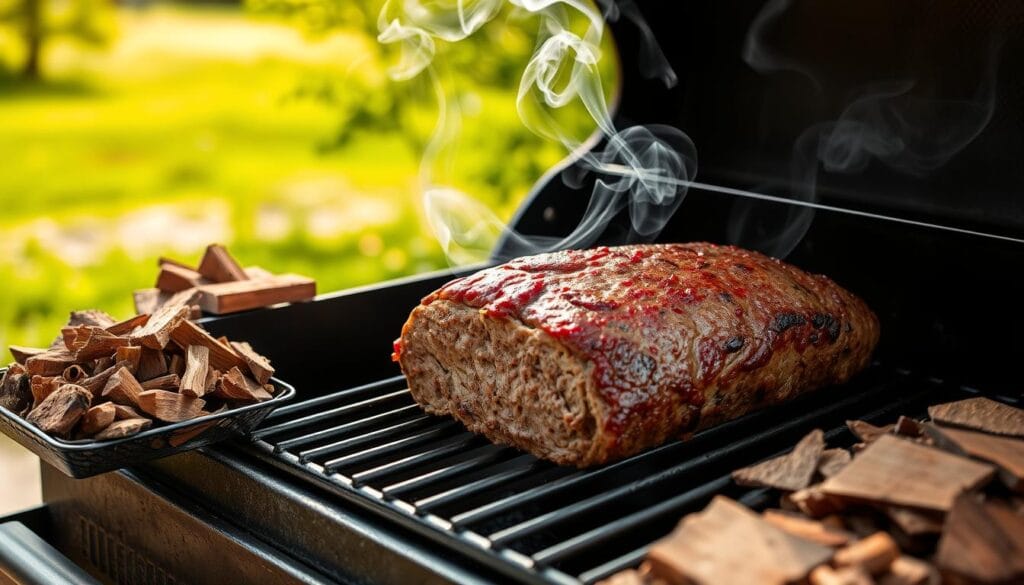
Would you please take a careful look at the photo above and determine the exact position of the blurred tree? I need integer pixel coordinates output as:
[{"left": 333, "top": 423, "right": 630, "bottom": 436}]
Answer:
[{"left": 0, "top": 0, "right": 114, "bottom": 78}]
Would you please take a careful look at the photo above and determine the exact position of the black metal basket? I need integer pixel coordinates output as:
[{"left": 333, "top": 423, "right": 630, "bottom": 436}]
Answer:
[{"left": 0, "top": 369, "right": 296, "bottom": 478}]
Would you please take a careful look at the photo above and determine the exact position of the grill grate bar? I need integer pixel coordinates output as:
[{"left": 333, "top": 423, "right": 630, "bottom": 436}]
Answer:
[
  {"left": 576, "top": 547, "right": 649, "bottom": 585},
  {"left": 298, "top": 414, "right": 435, "bottom": 463},
  {"left": 351, "top": 434, "right": 482, "bottom": 486},
  {"left": 275, "top": 404, "right": 424, "bottom": 452},
  {"left": 381, "top": 444, "right": 510, "bottom": 499},
  {"left": 263, "top": 376, "right": 406, "bottom": 422},
  {"left": 322, "top": 421, "right": 462, "bottom": 473},
  {"left": 416, "top": 456, "right": 540, "bottom": 513},
  {"left": 255, "top": 389, "right": 411, "bottom": 440}
]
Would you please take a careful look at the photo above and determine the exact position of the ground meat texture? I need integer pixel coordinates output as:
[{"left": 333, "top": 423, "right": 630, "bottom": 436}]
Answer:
[{"left": 395, "top": 243, "right": 880, "bottom": 467}]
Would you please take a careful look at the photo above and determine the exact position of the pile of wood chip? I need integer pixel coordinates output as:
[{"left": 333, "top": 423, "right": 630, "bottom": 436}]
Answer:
[
  {"left": 135, "top": 243, "right": 315, "bottom": 315},
  {"left": 601, "top": 397, "right": 1024, "bottom": 585},
  {"left": 0, "top": 291, "right": 277, "bottom": 442}
]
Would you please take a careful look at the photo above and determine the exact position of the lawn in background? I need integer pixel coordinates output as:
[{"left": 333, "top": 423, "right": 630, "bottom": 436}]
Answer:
[{"left": 0, "top": 4, "right": 589, "bottom": 351}]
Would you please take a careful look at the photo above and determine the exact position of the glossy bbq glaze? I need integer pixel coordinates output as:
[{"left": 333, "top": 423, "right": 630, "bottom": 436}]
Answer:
[{"left": 396, "top": 243, "right": 879, "bottom": 466}]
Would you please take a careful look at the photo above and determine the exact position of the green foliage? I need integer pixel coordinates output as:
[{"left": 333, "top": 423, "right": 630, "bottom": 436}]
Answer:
[{"left": 0, "top": 0, "right": 115, "bottom": 77}]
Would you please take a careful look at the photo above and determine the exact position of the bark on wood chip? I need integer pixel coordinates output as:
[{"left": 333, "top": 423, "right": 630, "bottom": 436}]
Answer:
[
  {"left": 25, "top": 348, "right": 78, "bottom": 377},
  {"left": 95, "top": 418, "right": 152, "bottom": 440},
  {"left": 61, "top": 364, "right": 87, "bottom": 384},
  {"left": 877, "top": 556, "right": 939, "bottom": 585},
  {"left": 72, "top": 327, "right": 130, "bottom": 361},
  {"left": 820, "top": 435, "right": 996, "bottom": 512},
  {"left": 105, "top": 314, "right": 151, "bottom": 337},
  {"left": 216, "top": 367, "right": 272, "bottom": 403},
  {"left": 197, "top": 244, "right": 249, "bottom": 283},
  {"left": 158, "top": 256, "right": 196, "bottom": 271},
  {"left": 141, "top": 373, "right": 180, "bottom": 391},
  {"left": 935, "top": 495, "right": 1024, "bottom": 584},
  {"left": 809, "top": 565, "right": 874, "bottom": 585},
  {"left": 762, "top": 509, "right": 853, "bottom": 547},
  {"left": 156, "top": 264, "right": 207, "bottom": 293},
  {"left": 67, "top": 309, "right": 117, "bottom": 328},
  {"left": 834, "top": 532, "right": 900, "bottom": 576},
  {"left": 929, "top": 397, "right": 1024, "bottom": 438},
  {"left": 30, "top": 375, "right": 61, "bottom": 407},
  {"left": 26, "top": 384, "right": 92, "bottom": 437},
  {"left": 94, "top": 356, "right": 113, "bottom": 372},
  {"left": 229, "top": 341, "right": 275, "bottom": 384},
  {"left": 732, "top": 429, "right": 825, "bottom": 491},
  {"left": 100, "top": 367, "right": 144, "bottom": 407},
  {"left": 883, "top": 506, "right": 944, "bottom": 537},
  {"left": 133, "top": 288, "right": 168, "bottom": 316},
  {"left": 78, "top": 361, "right": 129, "bottom": 397},
  {"left": 847, "top": 420, "right": 894, "bottom": 444},
  {"left": 136, "top": 348, "right": 168, "bottom": 381},
  {"left": 646, "top": 496, "right": 833, "bottom": 585},
  {"left": 79, "top": 403, "right": 117, "bottom": 435},
  {"left": 818, "top": 448, "right": 853, "bottom": 478},
  {"left": 9, "top": 346, "right": 45, "bottom": 365},
  {"left": 0, "top": 366, "right": 31, "bottom": 414},
  {"left": 169, "top": 319, "right": 245, "bottom": 372},
  {"left": 924, "top": 423, "right": 1024, "bottom": 493},
  {"left": 197, "top": 274, "right": 315, "bottom": 315},
  {"left": 114, "top": 346, "right": 143, "bottom": 374},
  {"left": 180, "top": 345, "right": 210, "bottom": 397},
  {"left": 136, "top": 389, "right": 206, "bottom": 423},
  {"left": 130, "top": 304, "right": 189, "bottom": 350}
]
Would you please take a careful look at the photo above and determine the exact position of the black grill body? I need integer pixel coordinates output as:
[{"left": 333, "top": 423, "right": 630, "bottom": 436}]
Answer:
[{"left": 15, "top": 1, "right": 1024, "bottom": 584}]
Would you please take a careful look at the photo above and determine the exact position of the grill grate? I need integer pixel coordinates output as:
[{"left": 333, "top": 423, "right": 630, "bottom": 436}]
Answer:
[{"left": 246, "top": 365, "right": 1017, "bottom": 584}]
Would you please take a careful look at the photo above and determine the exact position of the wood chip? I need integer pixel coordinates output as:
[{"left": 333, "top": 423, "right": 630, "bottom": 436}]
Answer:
[
  {"left": 100, "top": 367, "right": 144, "bottom": 407},
  {"left": 111, "top": 404, "right": 143, "bottom": 420},
  {"left": 26, "top": 384, "right": 92, "bottom": 437},
  {"left": 0, "top": 366, "right": 31, "bottom": 414},
  {"left": 877, "top": 556, "right": 939, "bottom": 585},
  {"left": 105, "top": 314, "right": 151, "bottom": 337},
  {"left": 936, "top": 495, "right": 1024, "bottom": 584},
  {"left": 156, "top": 264, "right": 207, "bottom": 293},
  {"left": 819, "top": 448, "right": 853, "bottom": 478},
  {"left": 141, "top": 373, "right": 180, "bottom": 391},
  {"left": 197, "top": 274, "right": 315, "bottom": 315},
  {"left": 215, "top": 367, "right": 272, "bottom": 402},
  {"left": 130, "top": 303, "right": 189, "bottom": 350},
  {"left": 95, "top": 418, "right": 152, "bottom": 440},
  {"left": 158, "top": 256, "right": 195, "bottom": 271},
  {"left": 847, "top": 420, "right": 894, "bottom": 444},
  {"left": 30, "top": 375, "right": 61, "bottom": 407},
  {"left": 230, "top": 341, "right": 274, "bottom": 384},
  {"left": 646, "top": 496, "right": 833, "bottom": 585},
  {"left": 114, "top": 345, "right": 143, "bottom": 374},
  {"left": 883, "top": 506, "right": 944, "bottom": 537},
  {"left": 204, "top": 368, "right": 221, "bottom": 395},
  {"left": 180, "top": 345, "right": 210, "bottom": 397},
  {"left": 25, "top": 348, "right": 77, "bottom": 376},
  {"left": 136, "top": 389, "right": 205, "bottom": 422},
  {"left": 61, "top": 364, "right": 88, "bottom": 384},
  {"left": 929, "top": 397, "right": 1024, "bottom": 438},
  {"left": 762, "top": 509, "right": 853, "bottom": 547},
  {"left": 9, "top": 346, "right": 45, "bottom": 365},
  {"left": 71, "top": 327, "right": 130, "bottom": 361},
  {"left": 136, "top": 348, "right": 168, "bottom": 381},
  {"left": 834, "top": 532, "right": 900, "bottom": 576},
  {"left": 893, "top": 416, "right": 924, "bottom": 438},
  {"left": 733, "top": 429, "right": 825, "bottom": 491},
  {"left": 169, "top": 319, "right": 245, "bottom": 372},
  {"left": 133, "top": 288, "right": 169, "bottom": 315},
  {"left": 784, "top": 486, "right": 847, "bottom": 518},
  {"left": 79, "top": 403, "right": 117, "bottom": 435},
  {"left": 820, "top": 435, "right": 996, "bottom": 512},
  {"left": 169, "top": 354, "right": 185, "bottom": 377},
  {"left": 67, "top": 310, "right": 116, "bottom": 328},
  {"left": 78, "top": 361, "right": 129, "bottom": 397},
  {"left": 197, "top": 244, "right": 249, "bottom": 283},
  {"left": 809, "top": 565, "right": 874, "bottom": 585},
  {"left": 924, "top": 423, "right": 1024, "bottom": 493}
]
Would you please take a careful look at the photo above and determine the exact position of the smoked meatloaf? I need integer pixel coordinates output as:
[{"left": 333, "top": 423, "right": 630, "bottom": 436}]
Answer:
[{"left": 394, "top": 243, "right": 879, "bottom": 467}]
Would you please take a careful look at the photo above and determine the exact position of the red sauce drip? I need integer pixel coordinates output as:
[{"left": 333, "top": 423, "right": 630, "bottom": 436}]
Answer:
[{"left": 391, "top": 339, "right": 403, "bottom": 362}]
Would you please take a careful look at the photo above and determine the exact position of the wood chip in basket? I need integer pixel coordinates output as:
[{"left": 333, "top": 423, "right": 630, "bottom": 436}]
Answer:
[{"left": 732, "top": 429, "right": 825, "bottom": 491}]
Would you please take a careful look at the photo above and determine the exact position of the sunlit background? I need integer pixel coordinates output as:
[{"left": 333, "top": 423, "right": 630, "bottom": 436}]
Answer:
[{"left": 0, "top": 0, "right": 609, "bottom": 514}]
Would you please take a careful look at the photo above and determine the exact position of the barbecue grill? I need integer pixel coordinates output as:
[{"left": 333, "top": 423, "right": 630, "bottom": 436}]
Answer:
[{"left": 3, "top": 1, "right": 1023, "bottom": 584}]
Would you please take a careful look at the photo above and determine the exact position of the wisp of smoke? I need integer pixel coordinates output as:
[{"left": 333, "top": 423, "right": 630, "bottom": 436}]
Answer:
[{"left": 377, "top": 0, "right": 692, "bottom": 264}]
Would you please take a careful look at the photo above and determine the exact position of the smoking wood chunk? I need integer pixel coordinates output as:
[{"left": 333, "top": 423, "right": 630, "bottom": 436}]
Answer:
[
  {"left": 105, "top": 314, "right": 150, "bottom": 336},
  {"left": 847, "top": 420, "right": 894, "bottom": 444},
  {"left": 79, "top": 403, "right": 117, "bottom": 435},
  {"left": 25, "top": 348, "right": 77, "bottom": 377},
  {"left": 929, "top": 397, "right": 1024, "bottom": 438},
  {"left": 180, "top": 345, "right": 210, "bottom": 397},
  {"left": 110, "top": 403, "right": 143, "bottom": 420},
  {"left": 877, "top": 557, "right": 939, "bottom": 585},
  {"left": 647, "top": 496, "right": 833, "bottom": 585},
  {"left": 197, "top": 244, "right": 249, "bottom": 283},
  {"left": 197, "top": 274, "right": 315, "bottom": 315},
  {"left": 78, "top": 361, "right": 128, "bottom": 397},
  {"left": 9, "top": 346, "right": 45, "bottom": 365},
  {"left": 101, "top": 367, "right": 145, "bottom": 407},
  {"left": 141, "top": 373, "right": 180, "bottom": 391},
  {"left": 893, "top": 416, "right": 924, "bottom": 438},
  {"left": 95, "top": 418, "right": 152, "bottom": 440},
  {"left": 883, "top": 506, "right": 944, "bottom": 537},
  {"left": 158, "top": 256, "right": 195, "bottom": 271},
  {"left": 229, "top": 341, "right": 274, "bottom": 384},
  {"left": 216, "top": 367, "right": 272, "bottom": 402},
  {"left": 26, "top": 384, "right": 92, "bottom": 437},
  {"left": 733, "top": 429, "right": 825, "bottom": 491},
  {"left": 924, "top": 423, "right": 1024, "bottom": 493},
  {"left": 818, "top": 448, "right": 853, "bottom": 478},
  {"left": 762, "top": 509, "right": 853, "bottom": 547},
  {"left": 114, "top": 346, "right": 143, "bottom": 374},
  {"left": 137, "top": 389, "right": 206, "bottom": 423},
  {"left": 67, "top": 309, "right": 116, "bottom": 328},
  {"left": 156, "top": 264, "right": 207, "bottom": 293},
  {"left": 61, "top": 364, "right": 87, "bottom": 384},
  {"left": 936, "top": 495, "right": 1024, "bottom": 584},
  {"left": 820, "top": 435, "right": 995, "bottom": 512},
  {"left": 596, "top": 570, "right": 646, "bottom": 585},
  {"left": 169, "top": 320, "right": 245, "bottom": 372},
  {"left": 834, "top": 532, "right": 900, "bottom": 576},
  {"left": 31, "top": 376, "right": 61, "bottom": 407},
  {"left": 73, "top": 327, "right": 130, "bottom": 361},
  {"left": 136, "top": 348, "right": 168, "bottom": 381},
  {"left": 784, "top": 486, "right": 846, "bottom": 518},
  {"left": 809, "top": 565, "right": 874, "bottom": 585},
  {"left": 0, "top": 366, "right": 31, "bottom": 415},
  {"left": 204, "top": 368, "right": 221, "bottom": 395},
  {"left": 130, "top": 303, "right": 189, "bottom": 350}
]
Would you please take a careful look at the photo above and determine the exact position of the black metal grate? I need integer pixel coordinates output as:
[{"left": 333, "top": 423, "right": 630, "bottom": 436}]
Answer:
[{"left": 245, "top": 365, "right": 1018, "bottom": 584}]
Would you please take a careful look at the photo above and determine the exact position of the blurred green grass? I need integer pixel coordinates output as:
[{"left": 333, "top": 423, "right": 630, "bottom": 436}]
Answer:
[{"left": 0, "top": 4, "right": 595, "bottom": 351}]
